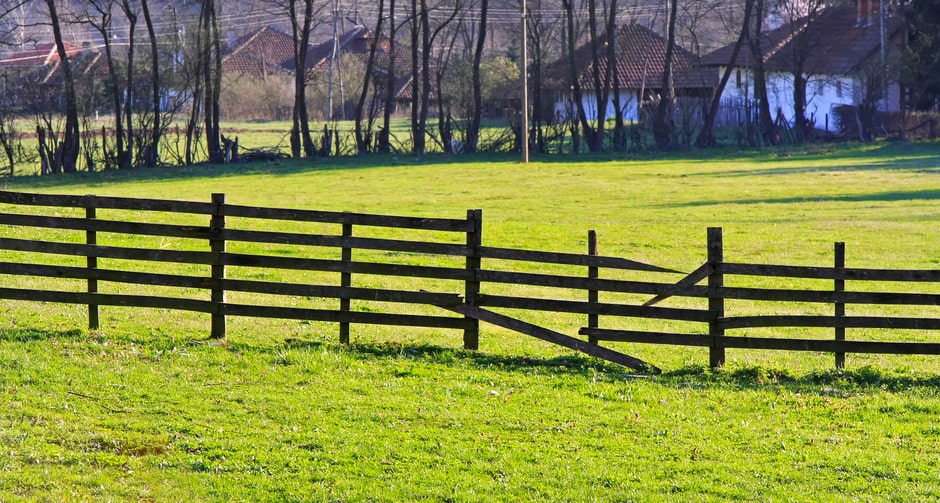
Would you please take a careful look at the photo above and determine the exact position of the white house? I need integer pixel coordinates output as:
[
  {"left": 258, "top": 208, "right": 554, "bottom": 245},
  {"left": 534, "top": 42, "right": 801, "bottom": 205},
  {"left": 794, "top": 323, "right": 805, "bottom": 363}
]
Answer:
[
  {"left": 699, "top": 0, "right": 903, "bottom": 133},
  {"left": 550, "top": 23, "right": 716, "bottom": 123}
]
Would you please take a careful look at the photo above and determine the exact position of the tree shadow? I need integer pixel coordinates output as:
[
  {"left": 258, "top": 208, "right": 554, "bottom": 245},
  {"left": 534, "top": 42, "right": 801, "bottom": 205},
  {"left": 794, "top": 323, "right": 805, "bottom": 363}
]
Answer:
[{"left": 656, "top": 188, "right": 940, "bottom": 208}]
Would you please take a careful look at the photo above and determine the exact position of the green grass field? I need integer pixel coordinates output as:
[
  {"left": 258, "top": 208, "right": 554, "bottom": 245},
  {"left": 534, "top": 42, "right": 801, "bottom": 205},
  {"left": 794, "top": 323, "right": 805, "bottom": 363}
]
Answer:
[{"left": 2, "top": 141, "right": 940, "bottom": 501}]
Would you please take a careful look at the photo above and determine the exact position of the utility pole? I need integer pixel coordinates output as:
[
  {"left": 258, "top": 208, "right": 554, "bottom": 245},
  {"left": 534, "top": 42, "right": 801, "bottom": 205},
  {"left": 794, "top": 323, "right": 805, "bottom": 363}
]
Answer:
[{"left": 521, "top": 0, "right": 529, "bottom": 164}]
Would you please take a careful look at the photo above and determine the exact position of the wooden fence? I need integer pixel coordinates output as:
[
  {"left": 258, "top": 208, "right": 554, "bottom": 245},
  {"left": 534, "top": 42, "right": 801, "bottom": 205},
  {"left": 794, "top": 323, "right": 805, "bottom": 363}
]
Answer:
[{"left": 1, "top": 190, "right": 939, "bottom": 373}]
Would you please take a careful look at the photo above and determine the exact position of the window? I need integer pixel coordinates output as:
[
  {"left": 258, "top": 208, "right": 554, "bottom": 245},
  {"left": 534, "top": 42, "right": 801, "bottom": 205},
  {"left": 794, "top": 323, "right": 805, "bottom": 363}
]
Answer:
[
  {"left": 736, "top": 69, "right": 742, "bottom": 88},
  {"left": 836, "top": 81, "right": 843, "bottom": 98}
]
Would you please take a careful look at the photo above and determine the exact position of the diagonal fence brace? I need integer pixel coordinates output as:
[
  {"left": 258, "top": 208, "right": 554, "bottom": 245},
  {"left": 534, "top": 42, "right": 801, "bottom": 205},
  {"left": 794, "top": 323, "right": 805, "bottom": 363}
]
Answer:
[
  {"left": 642, "top": 262, "right": 714, "bottom": 307},
  {"left": 437, "top": 301, "right": 660, "bottom": 374}
]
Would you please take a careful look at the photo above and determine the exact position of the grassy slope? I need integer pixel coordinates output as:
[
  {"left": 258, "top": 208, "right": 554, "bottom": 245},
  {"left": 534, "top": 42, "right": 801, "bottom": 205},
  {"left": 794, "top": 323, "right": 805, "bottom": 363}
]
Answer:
[{"left": 1, "top": 141, "right": 940, "bottom": 501}]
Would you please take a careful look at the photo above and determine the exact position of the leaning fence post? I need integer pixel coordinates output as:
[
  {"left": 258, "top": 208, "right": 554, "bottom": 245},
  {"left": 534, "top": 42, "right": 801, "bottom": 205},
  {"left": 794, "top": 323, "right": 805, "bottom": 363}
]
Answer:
[
  {"left": 86, "top": 196, "right": 98, "bottom": 330},
  {"left": 587, "top": 230, "right": 599, "bottom": 344},
  {"left": 339, "top": 220, "right": 353, "bottom": 344},
  {"left": 210, "top": 193, "right": 226, "bottom": 339},
  {"left": 464, "top": 209, "right": 483, "bottom": 350},
  {"left": 834, "top": 242, "right": 846, "bottom": 369},
  {"left": 708, "top": 227, "right": 725, "bottom": 369}
]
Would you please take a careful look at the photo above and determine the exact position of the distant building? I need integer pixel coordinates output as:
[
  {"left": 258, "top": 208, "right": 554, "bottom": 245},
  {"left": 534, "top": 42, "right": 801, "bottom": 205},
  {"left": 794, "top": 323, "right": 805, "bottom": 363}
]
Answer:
[
  {"left": 699, "top": 0, "right": 903, "bottom": 133},
  {"left": 0, "top": 42, "right": 104, "bottom": 113},
  {"left": 549, "top": 23, "right": 716, "bottom": 123}
]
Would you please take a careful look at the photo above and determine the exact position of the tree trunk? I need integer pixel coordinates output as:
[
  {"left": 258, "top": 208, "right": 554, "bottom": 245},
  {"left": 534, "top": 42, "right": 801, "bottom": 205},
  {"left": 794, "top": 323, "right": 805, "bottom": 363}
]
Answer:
[
  {"left": 141, "top": 0, "right": 161, "bottom": 167},
  {"left": 466, "top": 0, "right": 488, "bottom": 153},
  {"left": 355, "top": 0, "right": 384, "bottom": 153},
  {"left": 653, "top": 0, "right": 678, "bottom": 149},
  {"left": 378, "top": 0, "right": 396, "bottom": 153},
  {"left": 45, "top": 0, "right": 79, "bottom": 173},
  {"left": 696, "top": 0, "right": 755, "bottom": 148},
  {"left": 749, "top": 0, "right": 777, "bottom": 145}
]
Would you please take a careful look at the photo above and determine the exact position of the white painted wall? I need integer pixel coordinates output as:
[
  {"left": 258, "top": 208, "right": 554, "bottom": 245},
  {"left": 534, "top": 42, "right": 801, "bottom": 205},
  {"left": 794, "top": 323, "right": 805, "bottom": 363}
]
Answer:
[
  {"left": 711, "top": 65, "right": 898, "bottom": 132},
  {"left": 553, "top": 90, "right": 640, "bottom": 123}
]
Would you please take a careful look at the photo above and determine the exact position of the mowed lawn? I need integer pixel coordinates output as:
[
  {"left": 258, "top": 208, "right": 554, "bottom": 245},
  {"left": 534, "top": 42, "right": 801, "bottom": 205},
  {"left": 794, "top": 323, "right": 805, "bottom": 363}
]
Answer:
[{"left": 2, "top": 142, "right": 940, "bottom": 501}]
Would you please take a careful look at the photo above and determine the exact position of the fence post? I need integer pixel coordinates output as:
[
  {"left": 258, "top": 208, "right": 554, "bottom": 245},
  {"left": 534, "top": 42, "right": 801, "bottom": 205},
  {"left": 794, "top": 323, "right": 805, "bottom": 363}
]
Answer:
[
  {"left": 464, "top": 209, "right": 482, "bottom": 350},
  {"left": 86, "top": 197, "right": 98, "bottom": 331},
  {"left": 340, "top": 221, "right": 353, "bottom": 344},
  {"left": 708, "top": 227, "right": 725, "bottom": 369},
  {"left": 834, "top": 242, "right": 846, "bottom": 369},
  {"left": 210, "top": 193, "right": 226, "bottom": 339},
  {"left": 587, "top": 229, "right": 599, "bottom": 344}
]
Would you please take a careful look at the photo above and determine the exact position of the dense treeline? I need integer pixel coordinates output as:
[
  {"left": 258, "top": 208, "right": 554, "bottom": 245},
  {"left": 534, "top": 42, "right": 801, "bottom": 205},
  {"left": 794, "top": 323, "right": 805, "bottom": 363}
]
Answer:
[{"left": 0, "top": 0, "right": 937, "bottom": 175}]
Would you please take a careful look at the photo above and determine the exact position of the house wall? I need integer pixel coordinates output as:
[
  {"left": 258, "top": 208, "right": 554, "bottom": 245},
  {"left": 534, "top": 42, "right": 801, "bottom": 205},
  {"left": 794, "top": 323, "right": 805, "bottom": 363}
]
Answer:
[
  {"left": 553, "top": 91, "right": 640, "bottom": 123},
  {"left": 713, "top": 65, "right": 899, "bottom": 132}
]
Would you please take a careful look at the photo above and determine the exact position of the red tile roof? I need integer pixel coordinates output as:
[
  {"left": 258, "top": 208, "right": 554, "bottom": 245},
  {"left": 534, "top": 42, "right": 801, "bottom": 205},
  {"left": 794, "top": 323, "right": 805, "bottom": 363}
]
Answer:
[
  {"left": 765, "top": 5, "right": 902, "bottom": 75},
  {"left": 700, "top": 5, "right": 903, "bottom": 76},
  {"left": 0, "top": 42, "right": 84, "bottom": 67},
  {"left": 548, "top": 23, "right": 715, "bottom": 91},
  {"left": 222, "top": 26, "right": 295, "bottom": 78}
]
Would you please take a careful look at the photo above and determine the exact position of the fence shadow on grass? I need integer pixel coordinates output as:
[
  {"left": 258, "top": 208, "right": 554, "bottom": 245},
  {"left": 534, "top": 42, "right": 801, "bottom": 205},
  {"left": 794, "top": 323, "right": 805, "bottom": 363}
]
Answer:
[
  {"left": 661, "top": 362, "right": 940, "bottom": 392},
  {"left": 278, "top": 338, "right": 940, "bottom": 391},
  {"left": 273, "top": 337, "right": 940, "bottom": 390},
  {"left": 0, "top": 327, "right": 84, "bottom": 342},
  {"left": 276, "top": 337, "right": 642, "bottom": 378}
]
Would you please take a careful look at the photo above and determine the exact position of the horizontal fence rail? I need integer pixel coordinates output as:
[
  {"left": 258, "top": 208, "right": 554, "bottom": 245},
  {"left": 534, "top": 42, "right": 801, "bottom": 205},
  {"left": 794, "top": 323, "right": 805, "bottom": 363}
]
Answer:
[{"left": 1, "top": 190, "right": 939, "bottom": 371}]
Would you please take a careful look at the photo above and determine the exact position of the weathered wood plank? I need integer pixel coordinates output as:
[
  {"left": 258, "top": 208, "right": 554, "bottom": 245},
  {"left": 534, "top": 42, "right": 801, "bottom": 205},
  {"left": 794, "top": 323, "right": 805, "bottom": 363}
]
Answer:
[
  {"left": 719, "top": 286, "right": 940, "bottom": 306},
  {"left": 438, "top": 303, "right": 660, "bottom": 373},
  {"left": 222, "top": 229, "right": 470, "bottom": 256},
  {"left": 222, "top": 303, "right": 469, "bottom": 329},
  {"left": 0, "top": 212, "right": 210, "bottom": 239},
  {"left": 477, "top": 294, "right": 711, "bottom": 322},
  {"left": 720, "top": 315, "right": 940, "bottom": 331},
  {"left": 580, "top": 328, "right": 712, "bottom": 347},
  {"left": 222, "top": 204, "right": 471, "bottom": 232},
  {"left": 580, "top": 328, "right": 940, "bottom": 355},
  {"left": 0, "top": 287, "right": 213, "bottom": 312},
  {"left": 0, "top": 262, "right": 211, "bottom": 289},
  {"left": 222, "top": 279, "right": 462, "bottom": 306},
  {"left": 0, "top": 190, "right": 212, "bottom": 214},
  {"left": 222, "top": 253, "right": 470, "bottom": 280},
  {"left": 477, "top": 269, "right": 710, "bottom": 297},
  {"left": 0, "top": 237, "right": 214, "bottom": 264},
  {"left": 478, "top": 245, "right": 681, "bottom": 273},
  {"left": 724, "top": 262, "right": 940, "bottom": 282}
]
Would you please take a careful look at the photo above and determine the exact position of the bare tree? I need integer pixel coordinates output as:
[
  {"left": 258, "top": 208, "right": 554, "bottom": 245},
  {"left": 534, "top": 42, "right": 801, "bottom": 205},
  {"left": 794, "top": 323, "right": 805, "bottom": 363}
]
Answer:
[
  {"left": 582, "top": 0, "right": 619, "bottom": 152},
  {"left": 355, "top": 0, "right": 385, "bottom": 153},
  {"left": 378, "top": 0, "right": 398, "bottom": 153},
  {"left": 208, "top": 0, "right": 224, "bottom": 162},
  {"left": 465, "top": 0, "right": 487, "bottom": 153},
  {"left": 44, "top": 0, "right": 80, "bottom": 173},
  {"left": 285, "top": 0, "right": 320, "bottom": 157},
  {"left": 140, "top": 0, "right": 163, "bottom": 167},
  {"left": 652, "top": 0, "right": 678, "bottom": 149},
  {"left": 80, "top": 0, "right": 133, "bottom": 169},
  {"left": 775, "top": 0, "right": 827, "bottom": 143},
  {"left": 697, "top": 0, "right": 755, "bottom": 147},
  {"left": 747, "top": 0, "right": 777, "bottom": 145}
]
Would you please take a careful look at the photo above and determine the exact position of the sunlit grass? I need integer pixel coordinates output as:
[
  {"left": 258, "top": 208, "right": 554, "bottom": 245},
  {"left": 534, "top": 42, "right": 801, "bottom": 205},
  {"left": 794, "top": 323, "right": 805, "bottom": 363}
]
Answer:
[{"left": 1, "top": 140, "right": 940, "bottom": 500}]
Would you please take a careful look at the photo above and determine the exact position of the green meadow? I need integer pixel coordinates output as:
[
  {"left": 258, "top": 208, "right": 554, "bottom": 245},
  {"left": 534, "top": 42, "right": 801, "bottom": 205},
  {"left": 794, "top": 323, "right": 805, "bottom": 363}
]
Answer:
[{"left": 1, "top": 141, "right": 940, "bottom": 501}]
